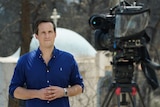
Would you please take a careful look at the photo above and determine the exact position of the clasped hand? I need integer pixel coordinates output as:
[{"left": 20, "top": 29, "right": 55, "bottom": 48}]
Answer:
[{"left": 38, "top": 86, "right": 64, "bottom": 101}]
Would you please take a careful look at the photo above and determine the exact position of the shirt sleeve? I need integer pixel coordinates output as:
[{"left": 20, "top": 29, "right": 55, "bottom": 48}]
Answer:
[
  {"left": 69, "top": 58, "right": 84, "bottom": 91},
  {"left": 9, "top": 57, "right": 26, "bottom": 98}
]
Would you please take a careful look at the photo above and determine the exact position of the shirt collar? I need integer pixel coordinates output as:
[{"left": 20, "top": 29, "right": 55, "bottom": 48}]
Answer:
[{"left": 36, "top": 47, "right": 58, "bottom": 59}]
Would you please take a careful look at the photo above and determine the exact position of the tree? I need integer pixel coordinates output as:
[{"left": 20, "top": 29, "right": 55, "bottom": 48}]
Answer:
[
  {"left": 0, "top": 0, "right": 21, "bottom": 56},
  {"left": 20, "top": 0, "right": 32, "bottom": 55},
  {"left": 8, "top": 0, "right": 32, "bottom": 106}
]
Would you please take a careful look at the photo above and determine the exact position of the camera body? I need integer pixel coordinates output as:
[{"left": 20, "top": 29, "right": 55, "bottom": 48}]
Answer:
[{"left": 89, "top": 3, "right": 150, "bottom": 52}]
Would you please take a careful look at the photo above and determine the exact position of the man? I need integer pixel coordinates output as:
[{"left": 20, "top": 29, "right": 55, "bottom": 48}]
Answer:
[{"left": 9, "top": 18, "right": 84, "bottom": 107}]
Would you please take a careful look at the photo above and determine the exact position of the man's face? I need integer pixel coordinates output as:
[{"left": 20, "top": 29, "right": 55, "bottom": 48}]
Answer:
[{"left": 36, "top": 22, "right": 56, "bottom": 49}]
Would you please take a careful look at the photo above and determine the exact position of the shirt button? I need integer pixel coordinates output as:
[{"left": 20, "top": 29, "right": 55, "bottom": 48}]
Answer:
[
  {"left": 47, "top": 80, "right": 50, "bottom": 83},
  {"left": 47, "top": 101, "right": 50, "bottom": 103},
  {"left": 47, "top": 70, "right": 49, "bottom": 72}
]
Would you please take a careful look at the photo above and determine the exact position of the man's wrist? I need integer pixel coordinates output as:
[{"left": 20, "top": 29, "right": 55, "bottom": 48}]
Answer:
[{"left": 63, "top": 88, "right": 68, "bottom": 97}]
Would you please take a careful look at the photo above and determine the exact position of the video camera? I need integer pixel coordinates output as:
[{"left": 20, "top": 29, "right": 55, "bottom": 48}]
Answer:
[
  {"left": 89, "top": 1, "right": 150, "bottom": 51},
  {"left": 89, "top": 1, "right": 159, "bottom": 90}
]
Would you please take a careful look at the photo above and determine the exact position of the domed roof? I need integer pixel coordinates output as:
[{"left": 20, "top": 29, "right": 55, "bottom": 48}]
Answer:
[
  {"left": 0, "top": 28, "right": 96, "bottom": 62},
  {"left": 30, "top": 28, "right": 96, "bottom": 57}
]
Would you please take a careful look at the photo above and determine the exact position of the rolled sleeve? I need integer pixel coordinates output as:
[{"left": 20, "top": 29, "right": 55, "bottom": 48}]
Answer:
[
  {"left": 9, "top": 58, "right": 26, "bottom": 98},
  {"left": 70, "top": 59, "right": 84, "bottom": 92}
]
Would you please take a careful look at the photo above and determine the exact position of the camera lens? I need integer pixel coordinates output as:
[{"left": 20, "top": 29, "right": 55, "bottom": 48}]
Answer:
[{"left": 89, "top": 15, "right": 106, "bottom": 29}]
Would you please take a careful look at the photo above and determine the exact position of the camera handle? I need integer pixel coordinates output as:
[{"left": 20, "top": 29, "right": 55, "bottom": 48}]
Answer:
[{"left": 143, "top": 58, "right": 160, "bottom": 70}]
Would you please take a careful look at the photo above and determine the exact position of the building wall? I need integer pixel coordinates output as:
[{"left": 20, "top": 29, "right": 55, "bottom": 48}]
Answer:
[{"left": 0, "top": 62, "right": 16, "bottom": 107}]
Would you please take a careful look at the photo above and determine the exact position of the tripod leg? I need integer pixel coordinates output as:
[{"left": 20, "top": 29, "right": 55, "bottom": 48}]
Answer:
[
  {"left": 128, "top": 92, "right": 136, "bottom": 107},
  {"left": 133, "top": 85, "right": 146, "bottom": 107},
  {"left": 128, "top": 93, "right": 137, "bottom": 107},
  {"left": 133, "top": 94, "right": 136, "bottom": 107},
  {"left": 137, "top": 89, "right": 146, "bottom": 107},
  {"left": 117, "top": 94, "right": 120, "bottom": 107},
  {"left": 101, "top": 88, "right": 116, "bottom": 107}
]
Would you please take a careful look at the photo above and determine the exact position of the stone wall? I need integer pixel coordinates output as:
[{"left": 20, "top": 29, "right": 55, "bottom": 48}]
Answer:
[{"left": 0, "top": 62, "right": 16, "bottom": 107}]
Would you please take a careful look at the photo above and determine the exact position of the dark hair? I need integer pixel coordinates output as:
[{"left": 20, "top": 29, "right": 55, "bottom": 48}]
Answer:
[{"left": 33, "top": 18, "right": 56, "bottom": 34}]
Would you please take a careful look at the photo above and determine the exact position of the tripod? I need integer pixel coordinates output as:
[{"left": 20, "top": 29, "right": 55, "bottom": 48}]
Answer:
[{"left": 101, "top": 81, "right": 146, "bottom": 107}]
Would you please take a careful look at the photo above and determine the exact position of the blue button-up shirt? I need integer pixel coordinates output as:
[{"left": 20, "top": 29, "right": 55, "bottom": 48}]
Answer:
[{"left": 9, "top": 47, "right": 84, "bottom": 107}]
